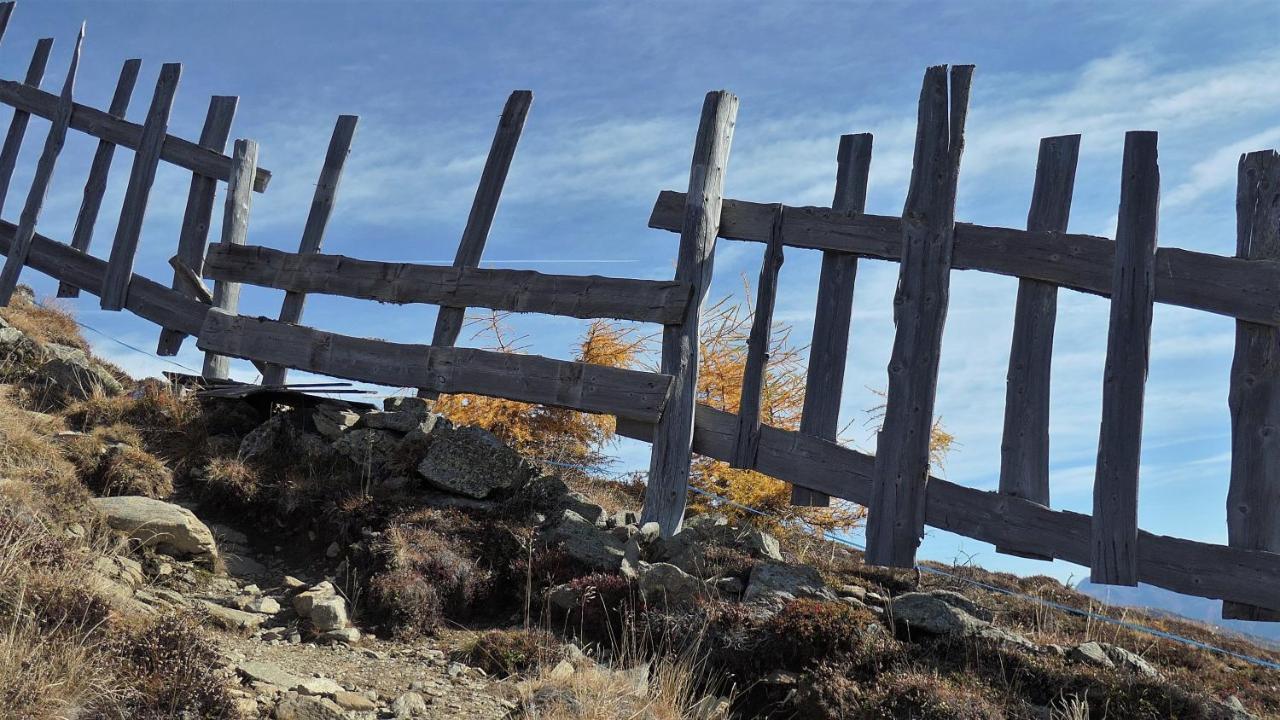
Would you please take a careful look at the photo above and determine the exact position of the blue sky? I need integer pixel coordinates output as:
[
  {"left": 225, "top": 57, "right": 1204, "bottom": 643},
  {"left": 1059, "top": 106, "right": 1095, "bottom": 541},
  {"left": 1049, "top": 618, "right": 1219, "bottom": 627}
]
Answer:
[{"left": 5, "top": 1, "right": 1280, "bottom": 586}]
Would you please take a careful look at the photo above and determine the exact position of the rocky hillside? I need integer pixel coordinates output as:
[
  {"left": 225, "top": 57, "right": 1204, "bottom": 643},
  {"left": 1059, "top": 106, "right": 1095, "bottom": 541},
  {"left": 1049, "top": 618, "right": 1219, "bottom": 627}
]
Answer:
[{"left": 1, "top": 289, "right": 1278, "bottom": 720}]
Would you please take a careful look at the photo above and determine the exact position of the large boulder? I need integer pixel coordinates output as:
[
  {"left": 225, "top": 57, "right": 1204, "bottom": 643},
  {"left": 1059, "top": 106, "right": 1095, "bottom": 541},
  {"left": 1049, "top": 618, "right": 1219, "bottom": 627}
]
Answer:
[
  {"left": 91, "top": 496, "right": 218, "bottom": 563},
  {"left": 891, "top": 591, "right": 1036, "bottom": 650},
  {"left": 416, "top": 424, "right": 533, "bottom": 499},
  {"left": 638, "top": 562, "right": 706, "bottom": 609},
  {"left": 541, "top": 509, "right": 626, "bottom": 570},
  {"left": 743, "top": 562, "right": 835, "bottom": 604}
]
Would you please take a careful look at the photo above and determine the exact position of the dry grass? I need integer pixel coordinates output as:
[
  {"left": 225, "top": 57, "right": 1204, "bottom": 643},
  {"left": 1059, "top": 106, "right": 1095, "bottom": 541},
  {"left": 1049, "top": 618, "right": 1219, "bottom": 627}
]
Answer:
[
  {"left": 0, "top": 289, "right": 88, "bottom": 351},
  {"left": 63, "top": 380, "right": 210, "bottom": 475}
]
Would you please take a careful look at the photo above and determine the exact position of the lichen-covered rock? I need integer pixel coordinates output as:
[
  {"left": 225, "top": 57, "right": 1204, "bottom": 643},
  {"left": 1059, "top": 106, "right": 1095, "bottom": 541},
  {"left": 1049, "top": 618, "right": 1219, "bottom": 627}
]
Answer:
[
  {"left": 743, "top": 562, "right": 834, "bottom": 604},
  {"left": 540, "top": 509, "right": 627, "bottom": 570},
  {"left": 652, "top": 514, "right": 782, "bottom": 576},
  {"left": 417, "top": 424, "right": 532, "bottom": 499},
  {"left": 638, "top": 562, "right": 705, "bottom": 608},
  {"left": 1068, "top": 641, "right": 1115, "bottom": 668},
  {"left": 333, "top": 427, "right": 400, "bottom": 475},
  {"left": 311, "top": 405, "right": 360, "bottom": 440},
  {"left": 356, "top": 410, "right": 425, "bottom": 434},
  {"left": 91, "top": 496, "right": 218, "bottom": 563},
  {"left": 1103, "top": 643, "right": 1159, "bottom": 678}
]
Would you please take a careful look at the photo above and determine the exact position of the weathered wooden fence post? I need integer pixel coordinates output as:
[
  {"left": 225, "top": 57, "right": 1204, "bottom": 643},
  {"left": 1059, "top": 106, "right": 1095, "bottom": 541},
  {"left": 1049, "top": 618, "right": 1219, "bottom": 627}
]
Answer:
[
  {"left": 866, "top": 65, "right": 972, "bottom": 567},
  {"left": 261, "top": 114, "right": 359, "bottom": 386},
  {"left": 641, "top": 90, "right": 738, "bottom": 537},
  {"left": 0, "top": 37, "right": 53, "bottom": 216},
  {"left": 1091, "top": 130, "right": 1159, "bottom": 586},
  {"left": 793, "top": 132, "right": 873, "bottom": 507},
  {"left": 996, "top": 134, "right": 1079, "bottom": 559},
  {"left": 731, "top": 204, "right": 784, "bottom": 469},
  {"left": 202, "top": 138, "right": 257, "bottom": 379},
  {"left": 1225, "top": 149, "right": 1280, "bottom": 620}
]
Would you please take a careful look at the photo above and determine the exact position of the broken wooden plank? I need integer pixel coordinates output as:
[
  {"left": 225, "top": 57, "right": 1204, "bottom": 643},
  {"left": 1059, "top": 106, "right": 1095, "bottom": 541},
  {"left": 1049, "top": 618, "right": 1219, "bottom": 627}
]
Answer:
[
  {"left": 0, "top": 24, "right": 82, "bottom": 305},
  {"left": 1092, "top": 130, "right": 1160, "bottom": 586},
  {"left": 732, "top": 205, "right": 785, "bottom": 469},
  {"left": 0, "top": 38, "right": 53, "bottom": 216},
  {"left": 202, "top": 243, "right": 692, "bottom": 324},
  {"left": 202, "top": 138, "right": 258, "bottom": 380},
  {"left": 261, "top": 114, "right": 358, "bottom": 386},
  {"left": 642, "top": 90, "right": 739, "bottom": 537},
  {"left": 196, "top": 309, "right": 673, "bottom": 423},
  {"left": 649, "top": 193, "right": 1280, "bottom": 328},
  {"left": 615, "top": 405, "right": 1280, "bottom": 612},
  {"left": 794, "top": 132, "right": 872, "bottom": 507},
  {"left": 1225, "top": 149, "right": 1280, "bottom": 621},
  {"left": 997, "top": 134, "right": 1079, "bottom": 560},
  {"left": 155, "top": 95, "right": 237, "bottom": 354},
  {"left": 57, "top": 57, "right": 142, "bottom": 298},
  {"left": 168, "top": 255, "right": 211, "bottom": 304},
  {"left": 0, "top": 76, "right": 270, "bottom": 192},
  {"left": 866, "top": 65, "right": 972, "bottom": 569},
  {"left": 100, "top": 62, "right": 181, "bottom": 311}
]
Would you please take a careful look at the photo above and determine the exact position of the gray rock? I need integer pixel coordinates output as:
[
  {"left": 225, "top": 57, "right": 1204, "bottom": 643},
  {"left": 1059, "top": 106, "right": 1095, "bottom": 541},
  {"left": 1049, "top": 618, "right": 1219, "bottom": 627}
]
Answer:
[
  {"left": 237, "top": 662, "right": 305, "bottom": 689},
  {"left": 91, "top": 496, "right": 218, "bottom": 562},
  {"left": 384, "top": 396, "right": 433, "bottom": 418},
  {"left": 743, "top": 562, "right": 835, "bottom": 603},
  {"left": 357, "top": 410, "right": 423, "bottom": 434},
  {"left": 540, "top": 509, "right": 627, "bottom": 570},
  {"left": 307, "top": 594, "right": 350, "bottom": 632},
  {"left": 416, "top": 424, "right": 531, "bottom": 499},
  {"left": 639, "top": 562, "right": 705, "bottom": 608},
  {"left": 333, "top": 427, "right": 400, "bottom": 474},
  {"left": 318, "top": 627, "right": 361, "bottom": 644},
  {"left": 614, "top": 510, "right": 641, "bottom": 527},
  {"left": 891, "top": 591, "right": 1037, "bottom": 650},
  {"left": 548, "top": 583, "right": 582, "bottom": 611},
  {"left": 714, "top": 576, "right": 745, "bottom": 595},
  {"left": 243, "top": 596, "right": 281, "bottom": 615},
  {"left": 275, "top": 695, "right": 348, "bottom": 720},
  {"left": 1068, "top": 641, "right": 1115, "bottom": 669},
  {"left": 1102, "top": 643, "right": 1159, "bottom": 678},
  {"left": 653, "top": 517, "right": 783, "bottom": 577},
  {"left": 334, "top": 690, "right": 378, "bottom": 711},
  {"left": 392, "top": 691, "right": 429, "bottom": 718},
  {"left": 38, "top": 342, "right": 124, "bottom": 401},
  {"left": 311, "top": 405, "right": 360, "bottom": 440},
  {"left": 199, "top": 601, "right": 266, "bottom": 632},
  {"left": 837, "top": 584, "right": 867, "bottom": 602},
  {"left": 293, "top": 676, "right": 344, "bottom": 696}
]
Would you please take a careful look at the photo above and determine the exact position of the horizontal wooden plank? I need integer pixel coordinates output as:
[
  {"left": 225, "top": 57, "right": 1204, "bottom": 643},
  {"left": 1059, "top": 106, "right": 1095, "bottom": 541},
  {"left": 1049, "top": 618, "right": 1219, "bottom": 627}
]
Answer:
[
  {"left": 0, "top": 220, "right": 206, "bottom": 335},
  {"left": 0, "top": 77, "right": 270, "bottom": 192},
  {"left": 196, "top": 310, "right": 673, "bottom": 423},
  {"left": 616, "top": 405, "right": 1280, "bottom": 612},
  {"left": 203, "top": 243, "right": 693, "bottom": 324},
  {"left": 649, "top": 191, "right": 1280, "bottom": 326}
]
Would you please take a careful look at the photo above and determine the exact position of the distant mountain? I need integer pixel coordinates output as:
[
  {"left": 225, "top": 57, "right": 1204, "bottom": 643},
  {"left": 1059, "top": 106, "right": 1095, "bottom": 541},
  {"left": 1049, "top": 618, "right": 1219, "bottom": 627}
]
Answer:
[{"left": 1076, "top": 580, "right": 1280, "bottom": 647}]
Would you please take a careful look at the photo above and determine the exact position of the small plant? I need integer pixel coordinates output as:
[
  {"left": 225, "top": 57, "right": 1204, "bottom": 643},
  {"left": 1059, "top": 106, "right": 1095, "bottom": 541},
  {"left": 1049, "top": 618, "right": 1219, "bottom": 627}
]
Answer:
[{"left": 464, "top": 628, "right": 560, "bottom": 677}]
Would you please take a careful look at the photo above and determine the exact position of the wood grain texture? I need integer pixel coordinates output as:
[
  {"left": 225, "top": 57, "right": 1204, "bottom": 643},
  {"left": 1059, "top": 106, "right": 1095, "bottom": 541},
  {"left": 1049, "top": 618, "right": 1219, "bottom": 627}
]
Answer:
[
  {"left": 425, "top": 90, "right": 533, "bottom": 389},
  {"left": 649, "top": 192, "right": 1280, "bottom": 327},
  {"left": 0, "top": 76, "right": 269, "bottom": 192},
  {"left": 794, "top": 132, "right": 872, "bottom": 506},
  {"left": 0, "top": 220, "right": 206, "bottom": 335},
  {"left": 155, "top": 95, "right": 237, "bottom": 354},
  {"left": 100, "top": 63, "right": 181, "bottom": 311},
  {"left": 732, "top": 205, "right": 785, "bottom": 469},
  {"left": 58, "top": 58, "right": 142, "bottom": 298},
  {"left": 1091, "top": 131, "right": 1159, "bottom": 586},
  {"left": 614, "top": 405, "right": 1280, "bottom": 611},
  {"left": 203, "top": 243, "right": 692, "bottom": 324},
  {"left": 866, "top": 65, "right": 972, "bottom": 568},
  {"left": 197, "top": 309, "right": 672, "bottom": 422},
  {"left": 0, "top": 25, "right": 82, "bottom": 304},
  {"left": 202, "top": 138, "right": 257, "bottom": 380},
  {"left": 168, "top": 255, "right": 212, "bottom": 304},
  {"left": 262, "top": 114, "right": 358, "bottom": 385},
  {"left": 997, "top": 135, "right": 1079, "bottom": 560},
  {"left": 641, "top": 90, "right": 739, "bottom": 537},
  {"left": 1225, "top": 149, "right": 1280, "bottom": 621},
  {"left": 0, "top": 4, "right": 14, "bottom": 48},
  {"left": 0, "top": 38, "right": 53, "bottom": 216}
]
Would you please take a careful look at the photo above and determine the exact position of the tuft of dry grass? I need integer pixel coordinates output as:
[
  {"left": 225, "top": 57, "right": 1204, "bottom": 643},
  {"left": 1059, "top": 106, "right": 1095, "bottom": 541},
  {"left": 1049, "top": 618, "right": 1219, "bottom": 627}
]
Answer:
[{"left": 0, "top": 289, "right": 88, "bottom": 351}]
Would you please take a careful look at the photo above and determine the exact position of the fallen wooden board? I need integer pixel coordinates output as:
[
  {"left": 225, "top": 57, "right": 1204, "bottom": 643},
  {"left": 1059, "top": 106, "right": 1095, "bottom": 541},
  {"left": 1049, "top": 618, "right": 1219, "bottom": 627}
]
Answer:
[
  {"left": 203, "top": 243, "right": 693, "bottom": 324},
  {"left": 196, "top": 309, "right": 674, "bottom": 423},
  {"left": 615, "top": 405, "right": 1280, "bottom": 612},
  {"left": 649, "top": 191, "right": 1280, "bottom": 326}
]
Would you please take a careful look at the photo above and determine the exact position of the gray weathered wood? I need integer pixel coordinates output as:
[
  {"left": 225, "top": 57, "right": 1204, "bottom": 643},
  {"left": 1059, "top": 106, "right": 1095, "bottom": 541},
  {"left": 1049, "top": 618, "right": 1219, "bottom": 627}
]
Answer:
[
  {"left": 203, "top": 243, "right": 692, "bottom": 324},
  {"left": 169, "top": 255, "right": 212, "bottom": 305},
  {"left": 57, "top": 58, "right": 142, "bottom": 298},
  {"left": 197, "top": 309, "right": 673, "bottom": 423},
  {"left": 649, "top": 192, "right": 1280, "bottom": 327},
  {"left": 641, "top": 90, "right": 738, "bottom": 537},
  {"left": 793, "top": 132, "right": 872, "bottom": 506},
  {"left": 997, "top": 134, "right": 1079, "bottom": 560},
  {"left": 0, "top": 76, "right": 270, "bottom": 192},
  {"left": 155, "top": 95, "right": 238, "bottom": 354},
  {"left": 615, "top": 404, "right": 1280, "bottom": 612},
  {"left": 0, "top": 4, "right": 14, "bottom": 47},
  {"left": 100, "top": 63, "right": 181, "bottom": 311},
  {"left": 202, "top": 138, "right": 258, "bottom": 380},
  {"left": 1091, "top": 131, "right": 1159, "bottom": 586},
  {"left": 0, "top": 38, "right": 53, "bottom": 216},
  {"left": 866, "top": 65, "right": 972, "bottom": 568},
  {"left": 0, "top": 220, "right": 207, "bottom": 335},
  {"left": 262, "top": 114, "right": 358, "bottom": 386},
  {"left": 1224, "top": 149, "right": 1280, "bottom": 621},
  {"left": 0, "top": 25, "right": 83, "bottom": 305},
  {"left": 732, "top": 205, "right": 784, "bottom": 469},
  {"left": 421, "top": 90, "right": 533, "bottom": 399}
]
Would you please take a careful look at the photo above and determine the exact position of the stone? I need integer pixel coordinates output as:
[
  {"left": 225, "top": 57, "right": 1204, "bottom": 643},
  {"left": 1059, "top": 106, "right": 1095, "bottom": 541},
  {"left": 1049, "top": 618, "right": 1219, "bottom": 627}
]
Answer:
[
  {"left": 326, "top": 541, "right": 341, "bottom": 558},
  {"left": 318, "top": 627, "right": 362, "bottom": 644},
  {"left": 384, "top": 396, "right": 433, "bottom": 418},
  {"left": 653, "top": 518, "right": 783, "bottom": 577},
  {"left": 38, "top": 343, "right": 124, "bottom": 401},
  {"left": 837, "top": 584, "right": 867, "bottom": 602},
  {"left": 333, "top": 427, "right": 400, "bottom": 475},
  {"left": 237, "top": 661, "right": 305, "bottom": 689},
  {"left": 890, "top": 592, "right": 990, "bottom": 637},
  {"left": 238, "top": 596, "right": 281, "bottom": 615},
  {"left": 614, "top": 509, "right": 641, "bottom": 527},
  {"left": 540, "top": 509, "right": 627, "bottom": 570},
  {"left": 294, "top": 676, "right": 344, "bottom": 696},
  {"left": 238, "top": 412, "right": 329, "bottom": 464},
  {"left": 357, "top": 410, "right": 423, "bottom": 434},
  {"left": 275, "top": 695, "right": 348, "bottom": 720},
  {"left": 282, "top": 575, "right": 308, "bottom": 591},
  {"left": 743, "top": 562, "right": 835, "bottom": 603},
  {"left": 548, "top": 583, "right": 581, "bottom": 611},
  {"left": 714, "top": 576, "right": 745, "bottom": 595},
  {"left": 200, "top": 601, "right": 267, "bottom": 632},
  {"left": 637, "top": 522, "right": 661, "bottom": 544},
  {"left": 639, "top": 562, "right": 705, "bottom": 608},
  {"left": 547, "top": 660, "right": 575, "bottom": 682},
  {"left": 1102, "top": 643, "right": 1158, "bottom": 678},
  {"left": 416, "top": 424, "right": 532, "bottom": 499},
  {"left": 620, "top": 537, "right": 642, "bottom": 580},
  {"left": 311, "top": 405, "right": 360, "bottom": 440},
  {"left": 392, "top": 691, "right": 429, "bottom": 718},
  {"left": 333, "top": 690, "right": 377, "bottom": 711},
  {"left": 91, "top": 496, "right": 218, "bottom": 562},
  {"left": 294, "top": 581, "right": 341, "bottom": 617},
  {"left": 1068, "top": 641, "right": 1115, "bottom": 669},
  {"left": 309, "top": 595, "right": 350, "bottom": 631}
]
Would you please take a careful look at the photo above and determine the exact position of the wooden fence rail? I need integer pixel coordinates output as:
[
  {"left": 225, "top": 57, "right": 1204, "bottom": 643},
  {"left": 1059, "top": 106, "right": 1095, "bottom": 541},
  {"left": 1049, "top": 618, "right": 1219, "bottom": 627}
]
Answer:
[{"left": 0, "top": 1, "right": 1273, "bottom": 619}]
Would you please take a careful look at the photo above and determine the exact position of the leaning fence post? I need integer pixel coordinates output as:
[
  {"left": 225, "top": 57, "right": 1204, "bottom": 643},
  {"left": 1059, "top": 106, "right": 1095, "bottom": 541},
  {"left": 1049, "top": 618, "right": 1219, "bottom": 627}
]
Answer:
[
  {"left": 1224, "top": 149, "right": 1280, "bottom": 620},
  {"left": 202, "top": 138, "right": 258, "bottom": 380},
  {"left": 0, "top": 37, "right": 53, "bottom": 217},
  {"left": 1091, "top": 131, "right": 1159, "bottom": 586},
  {"left": 641, "top": 90, "right": 738, "bottom": 537},
  {"left": 865, "top": 65, "right": 972, "bottom": 568},
  {"left": 731, "top": 204, "right": 785, "bottom": 469}
]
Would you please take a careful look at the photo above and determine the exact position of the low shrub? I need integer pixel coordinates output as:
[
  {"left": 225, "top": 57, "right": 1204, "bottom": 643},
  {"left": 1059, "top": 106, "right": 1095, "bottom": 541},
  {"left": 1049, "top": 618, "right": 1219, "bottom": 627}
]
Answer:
[
  {"left": 761, "top": 598, "right": 893, "bottom": 672},
  {"left": 107, "top": 614, "right": 239, "bottom": 719},
  {"left": 464, "top": 628, "right": 560, "bottom": 677}
]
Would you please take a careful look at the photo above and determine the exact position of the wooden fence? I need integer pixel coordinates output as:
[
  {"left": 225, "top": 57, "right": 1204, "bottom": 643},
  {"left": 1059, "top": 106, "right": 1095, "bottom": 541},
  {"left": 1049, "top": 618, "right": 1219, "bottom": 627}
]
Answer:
[{"left": 0, "top": 2, "right": 1274, "bottom": 620}]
